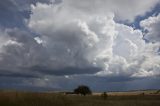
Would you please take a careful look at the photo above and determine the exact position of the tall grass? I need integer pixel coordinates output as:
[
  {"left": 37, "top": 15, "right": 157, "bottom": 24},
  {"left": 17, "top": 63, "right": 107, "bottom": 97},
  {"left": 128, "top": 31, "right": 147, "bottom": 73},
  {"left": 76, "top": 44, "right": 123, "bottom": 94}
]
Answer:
[{"left": 0, "top": 91, "right": 160, "bottom": 106}]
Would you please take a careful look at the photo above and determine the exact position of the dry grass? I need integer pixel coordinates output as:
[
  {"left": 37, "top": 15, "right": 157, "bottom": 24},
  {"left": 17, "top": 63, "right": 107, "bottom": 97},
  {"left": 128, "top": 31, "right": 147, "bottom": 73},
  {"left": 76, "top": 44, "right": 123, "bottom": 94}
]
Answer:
[{"left": 0, "top": 91, "right": 160, "bottom": 106}]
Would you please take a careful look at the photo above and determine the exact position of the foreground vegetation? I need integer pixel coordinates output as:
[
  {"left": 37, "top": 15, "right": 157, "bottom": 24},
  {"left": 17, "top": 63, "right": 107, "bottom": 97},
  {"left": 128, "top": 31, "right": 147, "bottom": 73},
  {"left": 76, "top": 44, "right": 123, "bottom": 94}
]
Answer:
[{"left": 0, "top": 91, "right": 160, "bottom": 106}]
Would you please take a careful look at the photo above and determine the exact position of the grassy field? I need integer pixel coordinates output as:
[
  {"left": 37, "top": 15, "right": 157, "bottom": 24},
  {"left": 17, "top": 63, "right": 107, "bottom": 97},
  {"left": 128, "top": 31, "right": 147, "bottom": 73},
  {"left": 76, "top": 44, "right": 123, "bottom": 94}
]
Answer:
[{"left": 0, "top": 91, "right": 160, "bottom": 106}]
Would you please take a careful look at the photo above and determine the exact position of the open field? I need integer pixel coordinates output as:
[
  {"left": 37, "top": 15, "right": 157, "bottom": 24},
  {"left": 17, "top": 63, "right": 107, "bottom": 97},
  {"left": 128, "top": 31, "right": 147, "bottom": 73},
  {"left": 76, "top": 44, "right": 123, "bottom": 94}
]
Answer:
[
  {"left": 0, "top": 91, "right": 160, "bottom": 106},
  {"left": 93, "top": 90, "right": 160, "bottom": 96}
]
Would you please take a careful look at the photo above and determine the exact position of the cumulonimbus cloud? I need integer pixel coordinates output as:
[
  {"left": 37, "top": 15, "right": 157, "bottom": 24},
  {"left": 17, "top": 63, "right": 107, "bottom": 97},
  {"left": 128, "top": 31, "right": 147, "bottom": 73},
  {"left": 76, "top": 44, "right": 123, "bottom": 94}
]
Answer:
[
  {"left": 27, "top": 2, "right": 160, "bottom": 78},
  {"left": 0, "top": 0, "right": 160, "bottom": 90}
]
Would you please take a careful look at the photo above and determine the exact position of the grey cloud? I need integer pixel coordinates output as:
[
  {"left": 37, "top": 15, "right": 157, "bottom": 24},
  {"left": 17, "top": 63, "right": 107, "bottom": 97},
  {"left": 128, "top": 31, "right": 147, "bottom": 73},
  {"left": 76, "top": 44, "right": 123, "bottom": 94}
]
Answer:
[
  {"left": 0, "top": 27, "right": 101, "bottom": 79},
  {"left": 0, "top": 0, "right": 160, "bottom": 91},
  {"left": 0, "top": 74, "right": 160, "bottom": 92},
  {"left": 51, "top": 75, "right": 160, "bottom": 92},
  {"left": 0, "top": 69, "right": 38, "bottom": 78},
  {"left": 0, "top": 77, "right": 56, "bottom": 92},
  {"left": 29, "top": 66, "right": 101, "bottom": 76}
]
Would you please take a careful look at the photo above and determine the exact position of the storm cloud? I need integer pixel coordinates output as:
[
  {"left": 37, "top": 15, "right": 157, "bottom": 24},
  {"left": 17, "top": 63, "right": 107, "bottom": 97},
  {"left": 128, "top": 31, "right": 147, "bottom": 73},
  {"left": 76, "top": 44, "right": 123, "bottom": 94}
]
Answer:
[{"left": 0, "top": 0, "right": 160, "bottom": 91}]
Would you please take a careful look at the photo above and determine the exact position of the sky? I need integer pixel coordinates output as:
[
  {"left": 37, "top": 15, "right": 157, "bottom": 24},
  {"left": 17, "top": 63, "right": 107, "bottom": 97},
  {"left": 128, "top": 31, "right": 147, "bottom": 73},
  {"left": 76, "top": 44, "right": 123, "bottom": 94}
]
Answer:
[{"left": 0, "top": 0, "right": 160, "bottom": 92}]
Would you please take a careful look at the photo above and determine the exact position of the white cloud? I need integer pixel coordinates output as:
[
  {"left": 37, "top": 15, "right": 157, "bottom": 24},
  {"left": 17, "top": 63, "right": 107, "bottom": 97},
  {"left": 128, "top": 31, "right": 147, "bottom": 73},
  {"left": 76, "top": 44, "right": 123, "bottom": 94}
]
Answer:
[
  {"left": 140, "top": 14, "right": 160, "bottom": 42},
  {"left": 0, "top": 29, "right": 10, "bottom": 50},
  {"left": 27, "top": 2, "right": 160, "bottom": 78},
  {"left": 61, "top": 0, "right": 160, "bottom": 22},
  {"left": 34, "top": 37, "right": 43, "bottom": 44}
]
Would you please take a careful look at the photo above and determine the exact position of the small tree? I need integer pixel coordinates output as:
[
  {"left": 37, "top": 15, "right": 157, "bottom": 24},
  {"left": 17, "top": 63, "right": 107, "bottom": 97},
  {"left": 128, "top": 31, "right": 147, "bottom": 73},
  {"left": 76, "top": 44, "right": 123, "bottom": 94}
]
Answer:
[
  {"left": 74, "top": 85, "right": 92, "bottom": 96},
  {"left": 101, "top": 92, "right": 108, "bottom": 100}
]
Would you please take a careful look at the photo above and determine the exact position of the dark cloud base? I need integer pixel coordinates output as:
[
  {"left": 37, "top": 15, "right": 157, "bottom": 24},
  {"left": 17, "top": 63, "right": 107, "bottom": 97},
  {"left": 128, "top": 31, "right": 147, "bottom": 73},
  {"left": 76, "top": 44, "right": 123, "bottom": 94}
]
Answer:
[
  {"left": 0, "top": 76, "right": 160, "bottom": 92},
  {"left": 30, "top": 66, "right": 101, "bottom": 76}
]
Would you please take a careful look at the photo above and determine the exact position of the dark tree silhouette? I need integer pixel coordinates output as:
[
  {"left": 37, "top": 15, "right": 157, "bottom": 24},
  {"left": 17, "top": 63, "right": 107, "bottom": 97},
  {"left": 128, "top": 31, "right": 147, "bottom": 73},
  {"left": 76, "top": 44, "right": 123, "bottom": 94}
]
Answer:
[{"left": 74, "top": 85, "right": 92, "bottom": 96}]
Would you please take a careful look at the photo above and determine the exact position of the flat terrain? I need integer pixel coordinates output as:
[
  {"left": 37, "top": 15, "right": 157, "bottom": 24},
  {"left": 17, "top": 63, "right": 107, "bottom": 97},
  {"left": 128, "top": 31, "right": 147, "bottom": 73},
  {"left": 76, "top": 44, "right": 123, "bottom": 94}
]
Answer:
[{"left": 0, "top": 90, "right": 160, "bottom": 106}]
